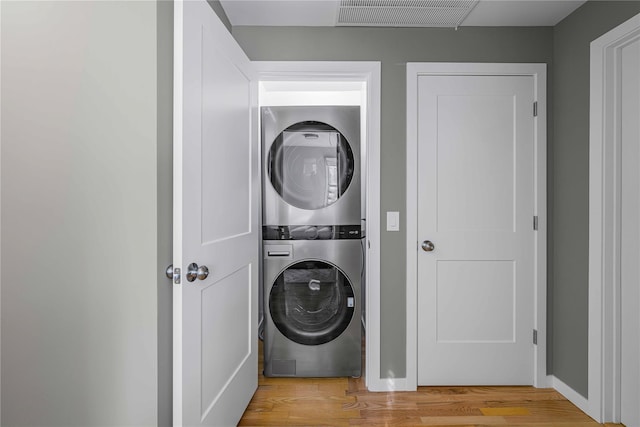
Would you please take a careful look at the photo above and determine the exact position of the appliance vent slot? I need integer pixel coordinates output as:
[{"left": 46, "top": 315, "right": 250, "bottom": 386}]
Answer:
[{"left": 336, "top": 0, "right": 479, "bottom": 28}]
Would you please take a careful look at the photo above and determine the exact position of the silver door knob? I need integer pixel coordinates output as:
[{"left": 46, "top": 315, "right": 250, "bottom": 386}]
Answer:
[
  {"left": 186, "top": 263, "right": 210, "bottom": 282},
  {"left": 197, "top": 265, "right": 209, "bottom": 280},
  {"left": 166, "top": 265, "right": 174, "bottom": 279},
  {"left": 421, "top": 240, "right": 435, "bottom": 252}
]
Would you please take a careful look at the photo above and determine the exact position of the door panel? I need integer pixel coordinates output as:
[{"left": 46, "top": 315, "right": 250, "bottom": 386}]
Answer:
[
  {"left": 174, "top": 1, "right": 258, "bottom": 425},
  {"left": 436, "top": 95, "right": 515, "bottom": 232},
  {"left": 201, "top": 26, "right": 252, "bottom": 243},
  {"left": 417, "top": 75, "right": 534, "bottom": 385},
  {"left": 436, "top": 260, "right": 515, "bottom": 343},
  {"left": 201, "top": 267, "right": 251, "bottom": 418}
]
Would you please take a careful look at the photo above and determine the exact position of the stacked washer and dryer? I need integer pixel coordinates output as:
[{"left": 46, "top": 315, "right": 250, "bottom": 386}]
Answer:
[{"left": 261, "top": 106, "right": 363, "bottom": 378}]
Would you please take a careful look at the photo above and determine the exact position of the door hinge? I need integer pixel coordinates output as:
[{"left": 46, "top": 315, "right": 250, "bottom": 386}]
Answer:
[
  {"left": 533, "top": 215, "right": 539, "bottom": 231},
  {"left": 533, "top": 329, "right": 538, "bottom": 345},
  {"left": 533, "top": 101, "right": 538, "bottom": 117}
]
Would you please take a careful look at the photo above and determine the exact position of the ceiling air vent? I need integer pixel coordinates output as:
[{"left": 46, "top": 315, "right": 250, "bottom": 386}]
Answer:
[{"left": 336, "top": 0, "right": 479, "bottom": 28}]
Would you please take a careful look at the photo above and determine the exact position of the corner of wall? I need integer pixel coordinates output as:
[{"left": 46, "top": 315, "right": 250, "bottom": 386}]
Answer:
[{"left": 205, "top": 0, "right": 232, "bottom": 33}]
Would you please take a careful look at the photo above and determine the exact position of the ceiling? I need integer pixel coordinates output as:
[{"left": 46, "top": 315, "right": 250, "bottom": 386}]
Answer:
[{"left": 220, "top": 0, "right": 587, "bottom": 28}]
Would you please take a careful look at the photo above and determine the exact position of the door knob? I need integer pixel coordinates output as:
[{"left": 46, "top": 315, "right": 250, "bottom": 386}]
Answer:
[
  {"left": 197, "top": 265, "right": 209, "bottom": 280},
  {"left": 166, "top": 264, "right": 174, "bottom": 279},
  {"left": 421, "top": 240, "right": 435, "bottom": 252},
  {"left": 186, "top": 263, "right": 210, "bottom": 282}
]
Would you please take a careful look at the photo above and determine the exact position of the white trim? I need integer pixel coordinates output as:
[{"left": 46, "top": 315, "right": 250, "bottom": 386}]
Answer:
[
  {"left": 406, "top": 62, "right": 547, "bottom": 390},
  {"left": 549, "top": 375, "right": 591, "bottom": 418},
  {"left": 0, "top": 1, "right": 3, "bottom": 420},
  {"left": 252, "top": 61, "right": 384, "bottom": 391},
  {"left": 371, "top": 377, "right": 412, "bottom": 392},
  {"left": 589, "top": 11, "right": 640, "bottom": 424},
  {"left": 406, "top": 64, "right": 419, "bottom": 391},
  {"left": 172, "top": 1, "right": 184, "bottom": 422}
]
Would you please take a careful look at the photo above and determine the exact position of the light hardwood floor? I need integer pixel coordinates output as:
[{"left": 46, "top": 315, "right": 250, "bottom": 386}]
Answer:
[{"left": 240, "top": 341, "right": 620, "bottom": 427}]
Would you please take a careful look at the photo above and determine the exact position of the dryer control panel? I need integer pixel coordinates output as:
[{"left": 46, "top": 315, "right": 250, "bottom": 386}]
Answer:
[{"left": 262, "top": 224, "right": 363, "bottom": 240}]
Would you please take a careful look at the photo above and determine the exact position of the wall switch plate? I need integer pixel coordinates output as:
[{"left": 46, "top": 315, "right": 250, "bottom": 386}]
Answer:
[{"left": 387, "top": 211, "right": 400, "bottom": 231}]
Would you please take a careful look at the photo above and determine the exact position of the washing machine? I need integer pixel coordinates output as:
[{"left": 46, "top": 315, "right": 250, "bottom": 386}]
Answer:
[
  {"left": 262, "top": 106, "right": 361, "bottom": 227},
  {"left": 263, "top": 236, "right": 363, "bottom": 377}
]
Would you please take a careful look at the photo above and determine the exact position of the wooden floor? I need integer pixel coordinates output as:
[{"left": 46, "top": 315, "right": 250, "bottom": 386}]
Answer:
[{"left": 240, "top": 341, "right": 621, "bottom": 427}]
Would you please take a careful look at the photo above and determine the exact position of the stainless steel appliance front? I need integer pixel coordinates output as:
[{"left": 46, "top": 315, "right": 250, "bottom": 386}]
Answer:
[
  {"left": 262, "top": 106, "right": 361, "bottom": 227},
  {"left": 263, "top": 239, "right": 363, "bottom": 377}
]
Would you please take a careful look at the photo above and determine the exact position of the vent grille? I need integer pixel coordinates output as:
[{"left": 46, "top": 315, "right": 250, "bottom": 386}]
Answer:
[{"left": 336, "top": 0, "right": 479, "bottom": 28}]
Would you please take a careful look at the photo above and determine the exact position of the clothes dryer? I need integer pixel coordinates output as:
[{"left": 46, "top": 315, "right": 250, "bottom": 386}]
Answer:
[
  {"left": 262, "top": 106, "right": 361, "bottom": 227},
  {"left": 263, "top": 237, "right": 363, "bottom": 377}
]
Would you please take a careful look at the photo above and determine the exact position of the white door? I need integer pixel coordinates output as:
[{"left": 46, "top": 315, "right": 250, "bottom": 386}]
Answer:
[
  {"left": 620, "top": 38, "right": 640, "bottom": 427},
  {"left": 417, "top": 75, "right": 535, "bottom": 385},
  {"left": 173, "top": 1, "right": 259, "bottom": 425}
]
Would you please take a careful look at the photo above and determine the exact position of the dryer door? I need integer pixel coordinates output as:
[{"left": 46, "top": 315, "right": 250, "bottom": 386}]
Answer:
[
  {"left": 269, "top": 260, "right": 355, "bottom": 345},
  {"left": 267, "top": 122, "right": 355, "bottom": 211}
]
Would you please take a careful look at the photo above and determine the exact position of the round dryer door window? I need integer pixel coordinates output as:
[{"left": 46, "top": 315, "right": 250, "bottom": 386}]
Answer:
[
  {"left": 267, "top": 121, "right": 355, "bottom": 210},
  {"left": 269, "top": 260, "right": 355, "bottom": 346}
]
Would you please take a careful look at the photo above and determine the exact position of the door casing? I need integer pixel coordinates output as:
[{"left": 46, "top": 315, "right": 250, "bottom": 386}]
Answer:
[
  {"left": 406, "top": 62, "right": 548, "bottom": 390},
  {"left": 588, "top": 11, "right": 640, "bottom": 424}
]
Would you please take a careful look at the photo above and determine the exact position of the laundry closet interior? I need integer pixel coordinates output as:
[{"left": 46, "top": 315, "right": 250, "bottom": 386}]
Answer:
[{"left": 257, "top": 79, "right": 370, "bottom": 379}]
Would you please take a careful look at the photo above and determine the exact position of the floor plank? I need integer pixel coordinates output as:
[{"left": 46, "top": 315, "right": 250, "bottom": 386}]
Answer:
[{"left": 240, "top": 340, "right": 620, "bottom": 427}]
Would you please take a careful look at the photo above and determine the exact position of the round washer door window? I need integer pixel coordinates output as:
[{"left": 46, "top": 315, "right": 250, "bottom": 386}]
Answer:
[
  {"left": 269, "top": 260, "right": 355, "bottom": 346},
  {"left": 267, "top": 121, "right": 355, "bottom": 211}
]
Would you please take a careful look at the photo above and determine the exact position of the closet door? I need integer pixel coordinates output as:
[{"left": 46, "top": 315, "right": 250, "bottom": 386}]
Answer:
[{"left": 416, "top": 73, "right": 536, "bottom": 385}]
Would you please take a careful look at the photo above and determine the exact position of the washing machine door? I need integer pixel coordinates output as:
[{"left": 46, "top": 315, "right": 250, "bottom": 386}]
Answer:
[
  {"left": 269, "top": 260, "right": 355, "bottom": 346},
  {"left": 267, "top": 122, "right": 355, "bottom": 211}
]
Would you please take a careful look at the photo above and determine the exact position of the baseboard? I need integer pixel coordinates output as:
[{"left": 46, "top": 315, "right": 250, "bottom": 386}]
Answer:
[
  {"left": 370, "top": 374, "right": 592, "bottom": 406},
  {"left": 367, "top": 377, "right": 414, "bottom": 392},
  {"left": 549, "top": 375, "right": 592, "bottom": 419}
]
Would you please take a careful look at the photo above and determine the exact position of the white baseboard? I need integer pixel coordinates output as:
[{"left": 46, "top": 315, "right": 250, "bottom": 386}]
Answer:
[
  {"left": 548, "top": 375, "right": 592, "bottom": 419},
  {"left": 370, "top": 374, "right": 593, "bottom": 411},
  {"left": 367, "top": 377, "right": 414, "bottom": 392}
]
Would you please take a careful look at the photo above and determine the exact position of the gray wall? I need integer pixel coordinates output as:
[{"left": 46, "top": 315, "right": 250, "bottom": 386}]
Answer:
[
  {"left": 157, "top": 1, "right": 174, "bottom": 426},
  {"left": 1, "top": 2, "right": 160, "bottom": 425},
  {"left": 551, "top": 1, "right": 640, "bottom": 398},
  {"left": 232, "top": 25, "right": 554, "bottom": 378}
]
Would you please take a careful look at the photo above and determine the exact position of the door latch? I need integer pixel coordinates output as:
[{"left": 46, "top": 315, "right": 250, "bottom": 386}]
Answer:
[{"left": 166, "top": 265, "right": 181, "bottom": 284}]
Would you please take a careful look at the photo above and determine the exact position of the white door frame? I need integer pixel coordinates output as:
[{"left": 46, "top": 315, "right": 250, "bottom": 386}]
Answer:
[
  {"left": 0, "top": 1, "right": 3, "bottom": 421},
  {"left": 252, "top": 61, "right": 385, "bottom": 391},
  {"left": 406, "top": 63, "right": 548, "bottom": 390},
  {"left": 588, "top": 12, "right": 640, "bottom": 424}
]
